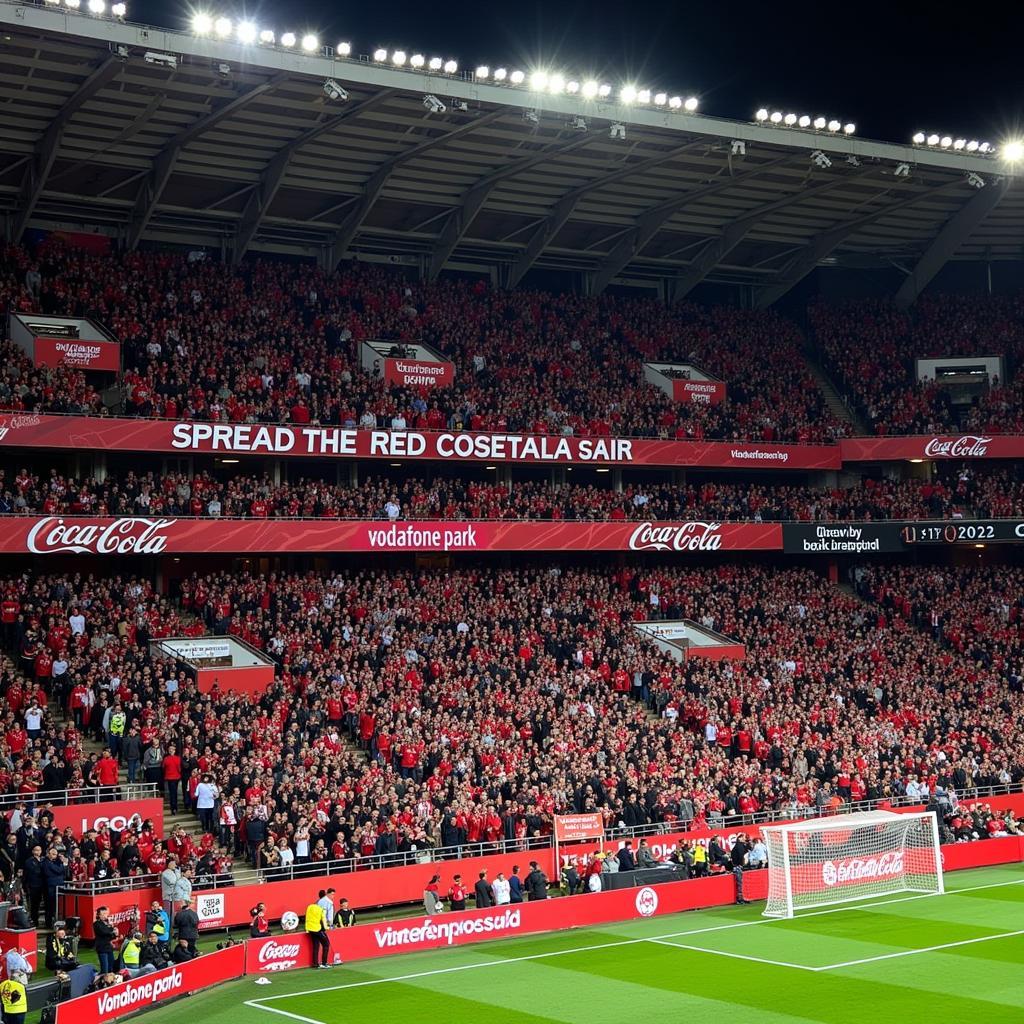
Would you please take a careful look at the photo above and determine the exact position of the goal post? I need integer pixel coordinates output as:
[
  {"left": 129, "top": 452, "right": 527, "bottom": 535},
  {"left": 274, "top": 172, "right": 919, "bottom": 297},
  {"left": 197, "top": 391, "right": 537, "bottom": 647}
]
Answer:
[{"left": 761, "top": 810, "right": 944, "bottom": 918}]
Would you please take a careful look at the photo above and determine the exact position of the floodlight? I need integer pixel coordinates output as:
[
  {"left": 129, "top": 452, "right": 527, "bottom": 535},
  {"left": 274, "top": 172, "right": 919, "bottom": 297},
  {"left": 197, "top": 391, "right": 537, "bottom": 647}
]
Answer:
[
  {"left": 597, "top": 83, "right": 611, "bottom": 97},
  {"left": 429, "top": 57, "right": 444, "bottom": 71},
  {"left": 236, "top": 22, "right": 256, "bottom": 44},
  {"left": 531, "top": 71, "right": 549, "bottom": 90},
  {"left": 940, "top": 136, "right": 952, "bottom": 148},
  {"left": 493, "top": 67, "right": 507, "bottom": 81},
  {"left": 978, "top": 142, "right": 992, "bottom": 153},
  {"left": 620, "top": 85, "right": 637, "bottom": 103},
  {"left": 953, "top": 138, "right": 966, "bottom": 150},
  {"left": 510, "top": 70, "right": 525, "bottom": 84},
  {"left": 566, "top": 81, "right": 580, "bottom": 94},
  {"left": 1004, "top": 140, "right": 1024, "bottom": 161},
  {"left": 443, "top": 60, "right": 458, "bottom": 74},
  {"left": 259, "top": 30, "right": 274, "bottom": 43},
  {"left": 87, "top": 0, "right": 105, "bottom": 12},
  {"left": 281, "top": 32, "right": 296, "bottom": 47},
  {"left": 966, "top": 140, "right": 979, "bottom": 152},
  {"left": 843, "top": 123, "right": 855, "bottom": 135},
  {"left": 668, "top": 96, "right": 682, "bottom": 109},
  {"left": 214, "top": 16, "right": 232, "bottom": 37},
  {"left": 392, "top": 50, "right": 407, "bottom": 66},
  {"left": 582, "top": 80, "right": 598, "bottom": 98},
  {"left": 65, "top": 0, "right": 81, "bottom": 9},
  {"left": 769, "top": 111, "right": 783, "bottom": 124},
  {"left": 798, "top": 115, "right": 811, "bottom": 127},
  {"left": 926, "top": 134, "right": 940, "bottom": 146},
  {"left": 43, "top": 0, "right": 60, "bottom": 5},
  {"left": 755, "top": 108, "right": 769, "bottom": 121},
  {"left": 111, "top": 1, "right": 125, "bottom": 13},
  {"left": 337, "top": 42, "right": 351, "bottom": 56},
  {"left": 637, "top": 89, "right": 650, "bottom": 103},
  {"left": 654, "top": 94, "right": 667, "bottom": 106},
  {"left": 475, "top": 65, "right": 489, "bottom": 79},
  {"left": 549, "top": 74, "right": 566, "bottom": 93},
  {"left": 814, "top": 116, "right": 827, "bottom": 130},
  {"left": 373, "top": 48, "right": 387, "bottom": 62},
  {"left": 684, "top": 97, "right": 698, "bottom": 111},
  {"left": 410, "top": 54, "right": 425, "bottom": 68},
  {"left": 783, "top": 113, "right": 797, "bottom": 125},
  {"left": 827, "top": 119, "right": 841, "bottom": 132},
  {"left": 912, "top": 132, "right": 926, "bottom": 144}
]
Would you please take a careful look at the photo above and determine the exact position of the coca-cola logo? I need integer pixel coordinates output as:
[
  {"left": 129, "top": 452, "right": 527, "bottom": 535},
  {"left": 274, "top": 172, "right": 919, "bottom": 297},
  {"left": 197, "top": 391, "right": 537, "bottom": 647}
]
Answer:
[
  {"left": 821, "top": 850, "right": 904, "bottom": 887},
  {"left": 923, "top": 435, "right": 992, "bottom": 459},
  {"left": 257, "top": 939, "right": 301, "bottom": 971},
  {"left": 629, "top": 521, "right": 723, "bottom": 552},
  {"left": 26, "top": 517, "right": 176, "bottom": 555},
  {"left": 0, "top": 415, "right": 42, "bottom": 431}
]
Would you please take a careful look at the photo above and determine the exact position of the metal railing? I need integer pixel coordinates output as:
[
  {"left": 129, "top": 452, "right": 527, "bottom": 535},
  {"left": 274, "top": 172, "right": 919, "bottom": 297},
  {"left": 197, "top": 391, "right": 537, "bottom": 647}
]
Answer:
[
  {"left": 56, "top": 870, "right": 235, "bottom": 897},
  {"left": 0, "top": 783, "right": 159, "bottom": 811}
]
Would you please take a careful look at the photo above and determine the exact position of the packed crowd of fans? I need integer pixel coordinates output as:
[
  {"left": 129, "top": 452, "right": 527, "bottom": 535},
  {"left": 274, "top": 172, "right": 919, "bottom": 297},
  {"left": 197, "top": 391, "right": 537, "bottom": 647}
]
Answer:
[
  {"left": 4, "top": 464, "right": 1022, "bottom": 521},
  {"left": 0, "top": 560, "right": 1021, "bottom": 883},
  {"left": 0, "top": 242, "right": 845, "bottom": 443},
  {"left": 811, "top": 293, "right": 1024, "bottom": 435}
]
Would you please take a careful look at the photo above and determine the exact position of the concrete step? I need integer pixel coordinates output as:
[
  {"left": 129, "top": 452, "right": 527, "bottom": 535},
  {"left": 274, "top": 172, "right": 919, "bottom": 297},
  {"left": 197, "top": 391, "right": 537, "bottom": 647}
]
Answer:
[{"left": 803, "top": 354, "right": 869, "bottom": 434}]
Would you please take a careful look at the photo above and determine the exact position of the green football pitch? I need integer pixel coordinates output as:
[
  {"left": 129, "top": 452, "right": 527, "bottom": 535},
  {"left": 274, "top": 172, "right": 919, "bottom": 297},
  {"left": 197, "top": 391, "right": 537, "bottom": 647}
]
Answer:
[{"left": 148, "top": 865, "right": 1024, "bottom": 1024}]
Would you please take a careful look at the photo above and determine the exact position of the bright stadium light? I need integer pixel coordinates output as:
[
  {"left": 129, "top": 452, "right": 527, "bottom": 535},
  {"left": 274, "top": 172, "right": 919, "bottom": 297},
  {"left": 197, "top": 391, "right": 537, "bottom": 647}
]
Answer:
[
  {"left": 582, "top": 80, "right": 598, "bottom": 98},
  {"left": 410, "top": 53, "right": 424, "bottom": 67},
  {"left": 214, "top": 16, "right": 232, "bottom": 37},
  {"left": 1004, "top": 140, "right": 1024, "bottom": 161},
  {"left": 236, "top": 21, "right": 256, "bottom": 44},
  {"left": 755, "top": 108, "right": 769, "bottom": 121},
  {"left": 392, "top": 50, "right": 407, "bottom": 66},
  {"left": 940, "top": 135, "right": 952, "bottom": 148},
  {"left": 966, "top": 140, "right": 979, "bottom": 152},
  {"left": 566, "top": 80, "right": 580, "bottom": 94},
  {"left": 668, "top": 96, "right": 683, "bottom": 109},
  {"left": 684, "top": 97, "right": 699, "bottom": 111},
  {"left": 549, "top": 73, "right": 566, "bottom": 93},
  {"left": 798, "top": 115, "right": 811, "bottom": 127},
  {"left": 978, "top": 142, "right": 992, "bottom": 153},
  {"left": 493, "top": 67, "right": 507, "bottom": 81},
  {"left": 620, "top": 85, "right": 637, "bottom": 103},
  {"left": 814, "top": 116, "right": 827, "bottom": 130},
  {"left": 637, "top": 89, "right": 651, "bottom": 104},
  {"left": 337, "top": 41, "right": 351, "bottom": 56},
  {"left": 530, "top": 71, "right": 549, "bottom": 90},
  {"left": 372, "top": 47, "right": 387, "bottom": 61},
  {"left": 259, "top": 29, "right": 275, "bottom": 43},
  {"left": 44, "top": 0, "right": 60, "bottom": 5},
  {"left": 953, "top": 138, "right": 966, "bottom": 150},
  {"left": 597, "top": 83, "right": 611, "bottom": 97},
  {"left": 65, "top": 0, "right": 81, "bottom": 9},
  {"left": 827, "top": 119, "right": 841, "bottom": 132},
  {"left": 475, "top": 65, "right": 489, "bottom": 79},
  {"left": 191, "top": 12, "right": 212, "bottom": 32},
  {"left": 111, "top": 1, "right": 125, "bottom": 13},
  {"left": 443, "top": 59, "right": 458, "bottom": 73},
  {"left": 655, "top": 93, "right": 668, "bottom": 106},
  {"left": 280, "top": 32, "right": 296, "bottom": 47},
  {"left": 87, "top": 0, "right": 104, "bottom": 12},
  {"left": 912, "top": 132, "right": 926, "bottom": 144},
  {"left": 510, "top": 69, "right": 525, "bottom": 84},
  {"left": 783, "top": 113, "right": 797, "bottom": 125},
  {"left": 926, "top": 133, "right": 940, "bottom": 146},
  {"left": 429, "top": 57, "right": 444, "bottom": 71},
  {"left": 843, "top": 123, "right": 856, "bottom": 135}
]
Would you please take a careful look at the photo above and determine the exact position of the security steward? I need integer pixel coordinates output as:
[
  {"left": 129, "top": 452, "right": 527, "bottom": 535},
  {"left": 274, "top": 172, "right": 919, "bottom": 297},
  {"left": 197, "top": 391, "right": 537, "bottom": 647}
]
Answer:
[
  {"left": 0, "top": 973, "right": 27, "bottom": 1024},
  {"left": 304, "top": 896, "right": 330, "bottom": 969}
]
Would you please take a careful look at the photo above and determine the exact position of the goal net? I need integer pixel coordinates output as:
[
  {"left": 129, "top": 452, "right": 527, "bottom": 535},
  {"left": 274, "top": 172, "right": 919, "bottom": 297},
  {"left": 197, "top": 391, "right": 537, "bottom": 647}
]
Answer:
[{"left": 761, "top": 810, "right": 943, "bottom": 918}]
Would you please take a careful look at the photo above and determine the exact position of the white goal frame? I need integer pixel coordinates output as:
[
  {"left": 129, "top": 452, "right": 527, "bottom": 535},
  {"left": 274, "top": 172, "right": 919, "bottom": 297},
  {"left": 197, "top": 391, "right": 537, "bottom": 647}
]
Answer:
[{"left": 761, "top": 810, "right": 944, "bottom": 918}]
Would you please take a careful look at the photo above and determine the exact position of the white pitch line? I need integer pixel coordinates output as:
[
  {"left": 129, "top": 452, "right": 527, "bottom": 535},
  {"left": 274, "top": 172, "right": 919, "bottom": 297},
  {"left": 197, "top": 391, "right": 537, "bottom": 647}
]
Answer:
[
  {"left": 646, "top": 937, "right": 819, "bottom": 972},
  {"left": 814, "top": 927, "right": 1024, "bottom": 972},
  {"left": 246, "top": 873, "right": 1024, "bottom": 1012},
  {"left": 243, "top": 1003, "right": 326, "bottom": 1024}
]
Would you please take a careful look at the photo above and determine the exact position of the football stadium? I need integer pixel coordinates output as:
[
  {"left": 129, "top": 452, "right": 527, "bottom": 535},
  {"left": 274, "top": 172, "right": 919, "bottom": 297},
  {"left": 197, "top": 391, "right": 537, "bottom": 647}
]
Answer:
[{"left": 0, "top": 1, "right": 1022, "bottom": 1022}]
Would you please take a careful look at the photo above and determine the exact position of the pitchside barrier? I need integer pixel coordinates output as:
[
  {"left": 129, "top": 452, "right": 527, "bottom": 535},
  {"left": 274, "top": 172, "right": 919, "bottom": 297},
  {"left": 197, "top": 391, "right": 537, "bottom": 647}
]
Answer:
[
  {"left": 52, "top": 837, "right": 1024, "bottom": 1024},
  {"left": 59, "top": 792, "right": 1024, "bottom": 938}
]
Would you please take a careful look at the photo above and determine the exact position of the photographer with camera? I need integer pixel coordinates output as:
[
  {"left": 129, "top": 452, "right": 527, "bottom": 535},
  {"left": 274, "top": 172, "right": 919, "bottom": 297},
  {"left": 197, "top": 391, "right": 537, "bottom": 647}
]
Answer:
[{"left": 45, "top": 923, "right": 79, "bottom": 974}]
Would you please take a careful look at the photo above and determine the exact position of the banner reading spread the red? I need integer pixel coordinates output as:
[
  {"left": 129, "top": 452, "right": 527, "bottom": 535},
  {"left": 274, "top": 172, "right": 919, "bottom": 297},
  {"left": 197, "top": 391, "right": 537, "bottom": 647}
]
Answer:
[
  {"left": 33, "top": 337, "right": 120, "bottom": 372},
  {"left": 384, "top": 357, "right": 454, "bottom": 388},
  {"left": 672, "top": 379, "right": 726, "bottom": 405},
  {"left": 554, "top": 813, "right": 606, "bottom": 843},
  {"left": 0, "top": 414, "right": 841, "bottom": 470},
  {"left": 0, "top": 516, "right": 783, "bottom": 556}
]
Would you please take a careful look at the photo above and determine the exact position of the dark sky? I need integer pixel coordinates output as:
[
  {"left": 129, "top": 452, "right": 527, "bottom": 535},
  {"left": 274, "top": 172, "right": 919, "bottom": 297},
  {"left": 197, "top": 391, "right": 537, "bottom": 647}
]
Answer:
[{"left": 132, "top": 0, "right": 1024, "bottom": 147}]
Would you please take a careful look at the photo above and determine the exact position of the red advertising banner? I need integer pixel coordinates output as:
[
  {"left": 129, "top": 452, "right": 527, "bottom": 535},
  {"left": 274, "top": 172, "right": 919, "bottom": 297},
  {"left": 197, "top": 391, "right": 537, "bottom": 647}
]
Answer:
[
  {"left": 49, "top": 797, "right": 165, "bottom": 839},
  {"left": 33, "top": 337, "right": 120, "bottom": 372},
  {"left": 840, "top": 434, "right": 1024, "bottom": 462},
  {"left": 384, "top": 358, "right": 454, "bottom": 388},
  {"left": 0, "top": 517, "right": 783, "bottom": 556},
  {"left": 0, "top": 414, "right": 841, "bottom": 470},
  {"left": 554, "top": 813, "right": 606, "bottom": 843},
  {"left": 54, "top": 944, "right": 246, "bottom": 1024},
  {"left": 672, "top": 379, "right": 726, "bottom": 406},
  {"left": 67, "top": 886, "right": 159, "bottom": 941}
]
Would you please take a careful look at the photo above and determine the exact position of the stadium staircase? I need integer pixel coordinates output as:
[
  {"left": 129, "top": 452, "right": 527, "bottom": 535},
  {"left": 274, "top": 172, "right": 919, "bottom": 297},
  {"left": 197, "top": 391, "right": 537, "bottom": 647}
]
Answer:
[{"left": 802, "top": 353, "right": 869, "bottom": 434}]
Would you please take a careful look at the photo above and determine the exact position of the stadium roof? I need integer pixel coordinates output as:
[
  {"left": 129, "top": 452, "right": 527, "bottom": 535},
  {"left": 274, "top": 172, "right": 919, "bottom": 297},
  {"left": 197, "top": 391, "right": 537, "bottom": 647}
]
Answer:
[{"left": 1, "top": 3, "right": 1022, "bottom": 305}]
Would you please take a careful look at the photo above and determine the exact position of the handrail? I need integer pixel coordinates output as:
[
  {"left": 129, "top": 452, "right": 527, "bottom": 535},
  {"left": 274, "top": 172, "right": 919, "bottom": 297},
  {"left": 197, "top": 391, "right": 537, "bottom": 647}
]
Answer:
[{"left": 0, "top": 783, "right": 160, "bottom": 810}]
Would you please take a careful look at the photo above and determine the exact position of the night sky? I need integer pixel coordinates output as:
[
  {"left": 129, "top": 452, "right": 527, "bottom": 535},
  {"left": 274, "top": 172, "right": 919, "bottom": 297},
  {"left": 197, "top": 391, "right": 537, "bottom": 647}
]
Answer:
[{"left": 128, "top": 0, "right": 1024, "bottom": 147}]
